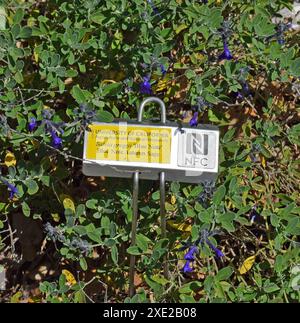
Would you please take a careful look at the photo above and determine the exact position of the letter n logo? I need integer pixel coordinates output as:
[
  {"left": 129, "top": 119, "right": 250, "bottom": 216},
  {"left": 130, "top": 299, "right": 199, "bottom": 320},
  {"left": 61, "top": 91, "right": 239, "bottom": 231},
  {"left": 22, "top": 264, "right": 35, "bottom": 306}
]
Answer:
[{"left": 186, "top": 133, "right": 208, "bottom": 155}]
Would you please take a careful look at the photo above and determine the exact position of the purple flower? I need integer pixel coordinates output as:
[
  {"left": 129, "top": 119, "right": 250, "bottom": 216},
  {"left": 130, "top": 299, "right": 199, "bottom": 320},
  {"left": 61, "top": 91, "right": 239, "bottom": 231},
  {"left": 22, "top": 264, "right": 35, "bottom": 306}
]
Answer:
[
  {"left": 8, "top": 183, "right": 18, "bottom": 199},
  {"left": 219, "top": 40, "right": 233, "bottom": 60},
  {"left": 50, "top": 130, "right": 62, "bottom": 148},
  {"left": 28, "top": 117, "right": 37, "bottom": 132},
  {"left": 206, "top": 240, "right": 224, "bottom": 258},
  {"left": 1, "top": 179, "right": 18, "bottom": 199},
  {"left": 189, "top": 112, "right": 198, "bottom": 127},
  {"left": 184, "top": 246, "right": 198, "bottom": 261},
  {"left": 139, "top": 76, "right": 152, "bottom": 95},
  {"left": 182, "top": 245, "right": 198, "bottom": 273},
  {"left": 182, "top": 260, "right": 194, "bottom": 273}
]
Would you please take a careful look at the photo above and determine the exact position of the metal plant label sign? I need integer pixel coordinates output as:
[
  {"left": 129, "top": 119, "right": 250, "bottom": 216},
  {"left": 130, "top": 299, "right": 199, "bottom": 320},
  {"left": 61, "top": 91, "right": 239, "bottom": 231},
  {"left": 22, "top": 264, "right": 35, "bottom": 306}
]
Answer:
[
  {"left": 83, "top": 122, "right": 219, "bottom": 183},
  {"left": 82, "top": 97, "right": 220, "bottom": 297}
]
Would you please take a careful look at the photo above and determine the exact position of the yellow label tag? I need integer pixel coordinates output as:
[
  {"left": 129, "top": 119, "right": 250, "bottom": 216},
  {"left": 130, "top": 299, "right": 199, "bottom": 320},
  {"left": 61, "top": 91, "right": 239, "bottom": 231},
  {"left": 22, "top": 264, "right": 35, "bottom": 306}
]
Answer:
[{"left": 86, "top": 124, "right": 171, "bottom": 164}]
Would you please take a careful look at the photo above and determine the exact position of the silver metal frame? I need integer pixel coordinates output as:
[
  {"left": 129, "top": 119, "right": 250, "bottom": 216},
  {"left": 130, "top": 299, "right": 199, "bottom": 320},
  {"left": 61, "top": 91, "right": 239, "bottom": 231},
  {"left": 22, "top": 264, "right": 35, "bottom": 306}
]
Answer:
[{"left": 129, "top": 97, "right": 168, "bottom": 297}]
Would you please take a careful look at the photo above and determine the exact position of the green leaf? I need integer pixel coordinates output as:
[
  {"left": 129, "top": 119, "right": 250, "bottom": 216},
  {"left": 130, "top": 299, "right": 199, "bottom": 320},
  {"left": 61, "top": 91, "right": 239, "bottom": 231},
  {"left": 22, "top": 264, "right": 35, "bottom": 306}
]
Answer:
[
  {"left": 96, "top": 111, "right": 114, "bottom": 122},
  {"left": 86, "top": 199, "right": 98, "bottom": 209},
  {"left": 0, "top": 7, "right": 6, "bottom": 30},
  {"left": 79, "top": 257, "right": 88, "bottom": 271},
  {"left": 280, "top": 48, "right": 294, "bottom": 68},
  {"left": 253, "top": 14, "right": 274, "bottom": 36},
  {"left": 263, "top": 282, "right": 280, "bottom": 293},
  {"left": 152, "top": 191, "right": 160, "bottom": 201},
  {"left": 179, "top": 294, "right": 196, "bottom": 303},
  {"left": 136, "top": 234, "right": 149, "bottom": 252},
  {"left": 286, "top": 217, "right": 300, "bottom": 235},
  {"left": 102, "top": 82, "right": 122, "bottom": 96},
  {"left": 13, "top": 8, "right": 24, "bottom": 25},
  {"left": 74, "top": 290, "right": 86, "bottom": 303},
  {"left": 71, "top": 85, "right": 87, "bottom": 104},
  {"left": 171, "top": 182, "right": 180, "bottom": 193},
  {"left": 223, "top": 128, "right": 236, "bottom": 143},
  {"left": 288, "top": 124, "right": 300, "bottom": 145},
  {"left": 221, "top": 219, "right": 235, "bottom": 232},
  {"left": 213, "top": 185, "right": 226, "bottom": 205},
  {"left": 76, "top": 204, "right": 86, "bottom": 217},
  {"left": 111, "top": 245, "right": 118, "bottom": 265},
  {"left": 19, "top": 26, "right": 32, "bottom": 38},
  {"left": 40, "top": 175, "right": 50, "bottom": 187},
  {"left": 185, "top": 69, "right": 196, "bottom": 79},
  {"left": 25, "top": 179, "right": 39, "bottom": 195},
  {"left": 290, "top": 58, "right": 300, "bottom": 77},
  {"left": 144, "top": 275, "right": 163, "bottom": 294},
  {"left": 90, "top": 11, "right": 106, "bottom": 25},
  {"left": 179, "top": 281, "right": 202, "bottom": 294},
  {"left": 127, "top": 246, "right": 142, "bottom": 255},
  {"left": 10, "top": 291, "right": 22, "bottom": 303},
  {"left": 216, "top": 266, "right": 233, "bottom": 281},
  {"left": 86, "top": 229, "right": 102, "bottom": 243},
  {"left": 208, "top": 8, "right": 223, "bottom": 28},
  {"left": 208, "top": 109, "right": 225, "bottom": 123},
  {"left": 21, "top": 201, "right": 30, "bottom": 217},
  {"left": 274, "top": 255, "right": 284, "bottom": 273},
  {"left": 175, "top": 24, "right": 188, "bottom": 34},
  {"left": 151, "top": 274, "right": 169, "bottom": 286},
  {"left": 190, "top": 186, "right": 203, "bottom": 197},
  {"left": 105, "top": 238, "right": 116, "bottom": 247}
]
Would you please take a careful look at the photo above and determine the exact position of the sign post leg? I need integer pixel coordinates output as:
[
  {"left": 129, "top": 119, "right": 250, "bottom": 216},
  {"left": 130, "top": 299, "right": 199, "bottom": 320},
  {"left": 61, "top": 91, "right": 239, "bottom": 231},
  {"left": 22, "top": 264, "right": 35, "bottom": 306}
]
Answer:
[
  {"left": 160, "top": 171, "right": 169, "bottom": 279},
  {"left": 138, "top": 97, "right": 168, "bottom": 280},
  {"left": 129, "top": 171, "right": 139, "bottom": 297}
]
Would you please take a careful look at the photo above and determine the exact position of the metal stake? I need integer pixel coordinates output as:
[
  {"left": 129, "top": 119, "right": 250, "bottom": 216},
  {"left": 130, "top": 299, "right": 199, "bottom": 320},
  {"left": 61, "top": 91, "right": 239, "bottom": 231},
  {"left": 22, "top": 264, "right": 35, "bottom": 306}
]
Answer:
[
  {"left": 128, "top": 97, "right": 168, "bottom": 297},
  {"left": 160, "top": 171, "right": 169, "bottom": 278},
  {"left": 129, "top": 171, "right": 139, "bottom": 298}
]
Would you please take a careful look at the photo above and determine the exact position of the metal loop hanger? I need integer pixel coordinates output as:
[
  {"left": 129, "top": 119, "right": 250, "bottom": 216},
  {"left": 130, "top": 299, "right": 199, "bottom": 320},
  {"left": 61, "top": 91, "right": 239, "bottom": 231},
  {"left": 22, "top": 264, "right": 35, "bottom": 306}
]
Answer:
[{"left": 129, "top": 97, "right": 169, "bottom": 297}]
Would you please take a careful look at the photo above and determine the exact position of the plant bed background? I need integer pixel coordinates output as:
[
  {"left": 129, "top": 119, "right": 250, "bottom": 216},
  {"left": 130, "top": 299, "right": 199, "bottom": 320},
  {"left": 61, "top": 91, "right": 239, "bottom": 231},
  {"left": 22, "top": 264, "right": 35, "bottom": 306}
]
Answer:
[{"left": 0, "top": 0, "right": 299, "bottom": 303}]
